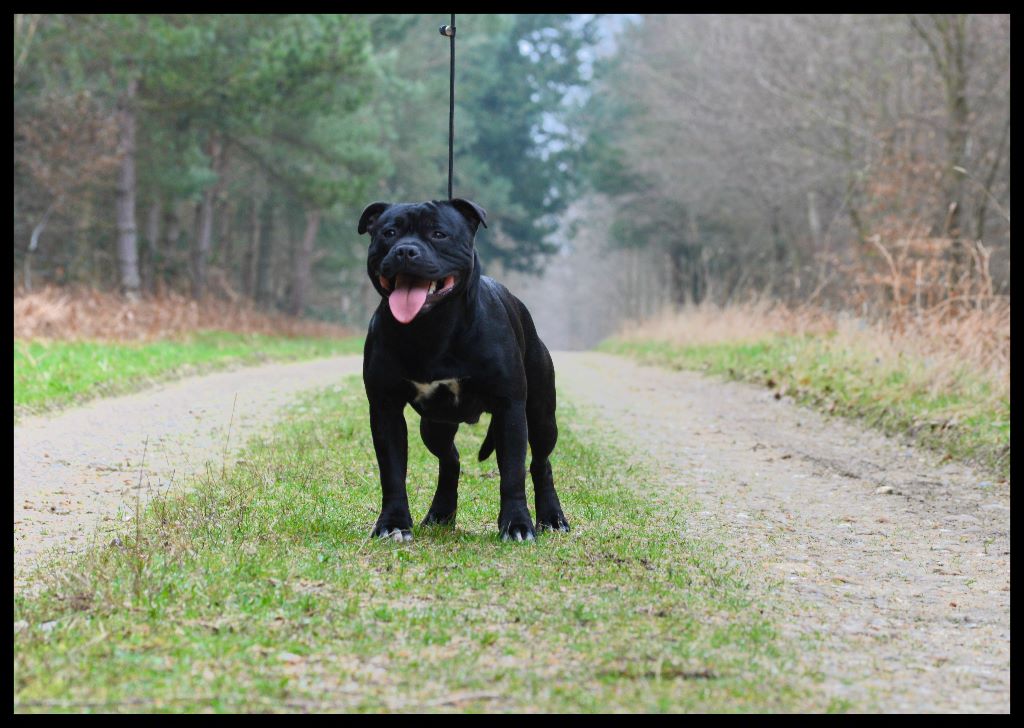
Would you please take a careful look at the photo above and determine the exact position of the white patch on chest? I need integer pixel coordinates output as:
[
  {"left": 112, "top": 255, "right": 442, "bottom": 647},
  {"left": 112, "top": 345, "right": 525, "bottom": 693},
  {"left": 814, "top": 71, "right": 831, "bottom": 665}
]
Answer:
[{"left": 409, "top": 378, "right": 461, "bottom": 406}]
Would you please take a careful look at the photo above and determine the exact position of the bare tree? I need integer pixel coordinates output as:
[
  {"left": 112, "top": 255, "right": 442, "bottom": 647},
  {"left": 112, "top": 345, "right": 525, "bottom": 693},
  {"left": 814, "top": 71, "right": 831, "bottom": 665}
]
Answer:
[{"left": 590, "top": 14, "right": 1010, "bottom": 311}]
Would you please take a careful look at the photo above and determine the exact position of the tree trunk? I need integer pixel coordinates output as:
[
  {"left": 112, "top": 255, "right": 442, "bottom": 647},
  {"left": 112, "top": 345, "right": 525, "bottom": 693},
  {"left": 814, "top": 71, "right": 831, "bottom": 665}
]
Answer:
[
  {"left": 141, "top": 198, "right": 161, "bottom": 294},
  {"left": 668, "top": 243, "right": 689, "bottom": 307},
  {"left": 216, "top": 199, "right": 232, "bottom": 270},
  {"left": 160, "top": 204, "right": 181, "bottom": 293},
  {"left": 975, "top": 113, "right": 1010, "bottom": 241},
  {"left": 255, "top": 203, "right": 274, "bottom": 306},
  {"left": 191, "top": 135, "right": 222, "bottom": 299},
  {"left": 769, "top": 205, "right": 785, "bottom": 298},
  {"left": 289, "top": 209, "right": 322, "bottom": 316},
  {"left": 244, "top": 195, "right": 262, "bottom": 298},
  {"left": 115, "top": 75, "right": 141, "bottom": 298},
  {"left": 936, "top": 16, "right": 971, "bottom": 289},
  {"left": 807, "top": 190, "right": 821, "bottom": 248},
  {"left": 943, "top": 16, "right": 969, "bottom": 240},
  {"left": 688, "top": 214, "right": 705, "bottom": 305},
  {"left": 910, "top": 14, "right": 972, "bottom": 277},
  {"left": 691, "top": 245, "right": 708, "bottom": 305}
]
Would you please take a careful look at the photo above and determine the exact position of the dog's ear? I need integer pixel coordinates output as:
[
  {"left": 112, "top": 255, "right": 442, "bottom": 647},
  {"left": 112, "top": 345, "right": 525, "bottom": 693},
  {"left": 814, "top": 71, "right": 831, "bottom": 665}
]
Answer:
[
  {"left": 450, "top": 198, "right": 488, "bottom": 231},
  {"left": 358, "top": 202, "right": 391, "bottom": 235}
]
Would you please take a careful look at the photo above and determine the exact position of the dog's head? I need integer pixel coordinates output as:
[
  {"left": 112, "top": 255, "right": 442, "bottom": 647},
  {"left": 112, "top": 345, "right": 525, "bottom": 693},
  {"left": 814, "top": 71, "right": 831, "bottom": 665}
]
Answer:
[{"left": 359, "top": 199, "right": 487, "bottom": 324}]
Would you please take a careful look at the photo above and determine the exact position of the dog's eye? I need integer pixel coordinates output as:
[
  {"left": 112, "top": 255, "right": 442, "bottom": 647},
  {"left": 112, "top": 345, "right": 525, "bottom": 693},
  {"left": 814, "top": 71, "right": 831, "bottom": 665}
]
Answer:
[
  {"left": 431, "top": 231, "right": 448, "bottom": 240},
  {"left": 382, "top": 228, "right": 397, "bottom": 239}
]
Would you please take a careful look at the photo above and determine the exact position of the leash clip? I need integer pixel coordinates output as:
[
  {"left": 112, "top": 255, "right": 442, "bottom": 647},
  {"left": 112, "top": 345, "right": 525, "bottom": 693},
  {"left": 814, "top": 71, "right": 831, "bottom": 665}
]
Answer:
[{"left": 439, "top": 24, "right": 455, "bottom": 37}]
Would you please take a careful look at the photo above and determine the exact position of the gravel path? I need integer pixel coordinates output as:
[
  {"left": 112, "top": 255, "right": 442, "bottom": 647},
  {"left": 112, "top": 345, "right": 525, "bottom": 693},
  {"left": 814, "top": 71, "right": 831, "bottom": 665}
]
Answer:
[
  {"left": 12, "top": 350, "right": 1009, "bottom": 711},
  {"left": 553, "top": 352, "right": 1010, "bottom": 713},
  {"left": 14, "top": 355, "right": 363, "bottom": 588}
]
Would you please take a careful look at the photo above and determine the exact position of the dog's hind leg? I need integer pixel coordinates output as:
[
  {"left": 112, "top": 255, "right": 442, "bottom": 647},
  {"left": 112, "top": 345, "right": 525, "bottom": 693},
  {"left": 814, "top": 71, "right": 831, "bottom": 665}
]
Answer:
[
  {"left": 526, "top": 356, "right": 570, "bottom": 533},
  {"left": 420, "top": 418, "right": 460, "bottom": 526},
  {"left": 528, "top": 403, "right": 569, "bottom": 533}
]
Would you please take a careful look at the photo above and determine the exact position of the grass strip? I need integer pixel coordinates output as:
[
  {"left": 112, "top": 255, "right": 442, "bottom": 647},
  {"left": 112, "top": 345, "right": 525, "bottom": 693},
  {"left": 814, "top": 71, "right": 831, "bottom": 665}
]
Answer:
[
  {"left": 14, "top": 376, "right": 826, "bottom": 713},
  {"left": 600, "top": 336, "right": 1009, "bottom": 479},
  {"left": 14, "top": 331, "right": 364, "bottom": 416}
]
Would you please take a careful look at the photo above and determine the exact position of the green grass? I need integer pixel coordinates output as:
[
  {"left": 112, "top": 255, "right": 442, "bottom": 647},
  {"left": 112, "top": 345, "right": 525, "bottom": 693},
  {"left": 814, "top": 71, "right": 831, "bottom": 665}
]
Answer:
[
  {"left": 13, "top": 377, "right": 828, "bottom": 713},
  {"left": 600, "top": 335, "right": 1009, "bottom": 479},
  {"left": 14, "top": 331, "right": 364, "bottom": 416}
]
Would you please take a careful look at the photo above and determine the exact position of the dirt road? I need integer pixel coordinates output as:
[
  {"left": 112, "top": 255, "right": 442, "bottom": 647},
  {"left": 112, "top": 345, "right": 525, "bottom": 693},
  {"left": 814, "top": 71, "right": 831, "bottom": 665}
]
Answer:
[
  {"left": 13, "top": 351, "right": 1009, "bottom": 711},
  {"left": 13, "top": 355, "right": 363, "bottom": 588},
  {"left": 553, "top": 352, "right": 1010, "bottom": 713}
]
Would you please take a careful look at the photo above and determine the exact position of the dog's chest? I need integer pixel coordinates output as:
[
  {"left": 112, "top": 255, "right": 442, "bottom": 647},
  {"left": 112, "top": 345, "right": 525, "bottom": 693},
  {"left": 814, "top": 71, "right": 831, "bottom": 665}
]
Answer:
[
  {"left": 406, "top": 377, "right": 482, "bottom": 423},
  {"left": 409, "top": 378, "right": 462, "bottom": 406}
]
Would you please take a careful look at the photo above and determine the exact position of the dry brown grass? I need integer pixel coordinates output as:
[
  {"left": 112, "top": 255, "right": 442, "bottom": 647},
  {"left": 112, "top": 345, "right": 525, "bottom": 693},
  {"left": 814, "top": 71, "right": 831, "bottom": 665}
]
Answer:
[
  {"left": 621, "top": 297, "right": 1010, "bottom": 401},
  {"left": 14, "top": 285, "right": 354, "bottom": 342},
  {"left": 618, "top": 299, "right": 832, "bottom": 347}
]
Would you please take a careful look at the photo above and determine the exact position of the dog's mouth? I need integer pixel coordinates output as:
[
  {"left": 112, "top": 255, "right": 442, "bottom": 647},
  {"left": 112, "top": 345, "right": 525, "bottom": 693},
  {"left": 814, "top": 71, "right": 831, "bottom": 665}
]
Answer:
[{"left": 378, "top": 272, "right": 459, "bottom": 324}]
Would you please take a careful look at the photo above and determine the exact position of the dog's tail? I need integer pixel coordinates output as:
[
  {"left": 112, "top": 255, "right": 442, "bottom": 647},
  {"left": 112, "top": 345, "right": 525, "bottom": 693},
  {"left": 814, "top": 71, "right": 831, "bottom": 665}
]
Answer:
[{"left": 478, "top": 417, "right": 496, "bottom": 462}]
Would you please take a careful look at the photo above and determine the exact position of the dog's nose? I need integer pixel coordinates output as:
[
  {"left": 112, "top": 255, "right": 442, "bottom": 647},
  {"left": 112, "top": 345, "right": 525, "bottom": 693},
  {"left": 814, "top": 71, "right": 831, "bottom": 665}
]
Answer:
[{"left": 392, "top": 244, "right": 420, "bottom": 261}]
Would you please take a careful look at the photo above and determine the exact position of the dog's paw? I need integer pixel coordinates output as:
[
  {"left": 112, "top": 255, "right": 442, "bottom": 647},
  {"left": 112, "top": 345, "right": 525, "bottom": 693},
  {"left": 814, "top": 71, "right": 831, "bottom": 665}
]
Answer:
[
  {"left": 371, "top": 513, "right": 413, "bottom": 541},
  {"left": 421, "top": 509, "right": 456, "bottom": 527},
  {"left": 501, "top": 527, "right": 535, "bottom": 542},
  {"left": 499, "top": 508, "right": 536, "bottom": 542},
  {"left": 371, "top": 526, "right": 413, "bottom": 542},
  {"left": 536, "top": 510, "right": 570, "bottom": 533}
]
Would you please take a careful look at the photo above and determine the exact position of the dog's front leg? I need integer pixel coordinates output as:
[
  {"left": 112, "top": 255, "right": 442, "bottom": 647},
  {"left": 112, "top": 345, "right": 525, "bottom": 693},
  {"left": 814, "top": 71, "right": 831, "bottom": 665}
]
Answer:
[
  {"left": 368, "top": 397, "right": 413, "bottom": 541},
  {"left": 492, "top": 399, "right": 536, "bottom": 541}
]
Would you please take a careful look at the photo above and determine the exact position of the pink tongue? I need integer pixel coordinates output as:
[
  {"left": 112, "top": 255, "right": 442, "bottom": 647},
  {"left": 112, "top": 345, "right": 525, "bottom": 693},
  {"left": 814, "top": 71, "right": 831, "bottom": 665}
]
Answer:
[{"left": 388, "top": 274, "right": 431, "bottom": 324}]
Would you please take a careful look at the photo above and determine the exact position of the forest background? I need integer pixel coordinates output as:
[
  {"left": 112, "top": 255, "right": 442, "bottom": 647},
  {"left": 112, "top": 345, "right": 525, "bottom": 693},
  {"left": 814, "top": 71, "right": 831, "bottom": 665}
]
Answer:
[{"left": 13, "top": 14, "right": 1010, "bottom": 351}]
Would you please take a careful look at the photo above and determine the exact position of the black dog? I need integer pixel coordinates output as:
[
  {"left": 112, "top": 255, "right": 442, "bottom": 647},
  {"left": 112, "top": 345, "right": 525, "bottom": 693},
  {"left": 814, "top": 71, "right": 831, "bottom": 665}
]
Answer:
[{"left": 358, "top": 198, "right": 569, "bottom": 542}]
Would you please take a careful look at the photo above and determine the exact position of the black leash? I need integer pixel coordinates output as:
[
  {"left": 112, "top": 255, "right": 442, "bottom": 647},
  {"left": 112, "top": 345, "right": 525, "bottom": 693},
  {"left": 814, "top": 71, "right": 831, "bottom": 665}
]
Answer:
[{"left": 439, "top": 15, "right": 455, "bottom": 200}]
